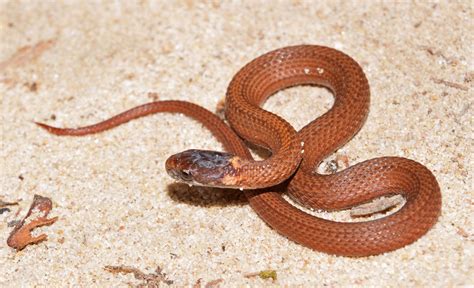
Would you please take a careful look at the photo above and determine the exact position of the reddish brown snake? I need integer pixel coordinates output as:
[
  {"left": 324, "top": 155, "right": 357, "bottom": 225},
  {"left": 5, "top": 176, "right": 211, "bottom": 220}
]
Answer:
[{"left": 37, "top": 45, "right": 441, "bottom": 256}]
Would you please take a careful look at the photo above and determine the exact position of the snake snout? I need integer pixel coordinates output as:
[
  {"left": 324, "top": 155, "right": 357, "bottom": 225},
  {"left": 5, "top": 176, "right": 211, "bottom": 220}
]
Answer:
[{"left": 165, "top": 149, "right": 242, "bottom": 188}]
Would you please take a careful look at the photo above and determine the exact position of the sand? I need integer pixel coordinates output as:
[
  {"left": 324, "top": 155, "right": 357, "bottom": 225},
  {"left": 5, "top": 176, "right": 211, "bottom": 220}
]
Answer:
[{"left": 1, "top": 1, "right": 472, "bottom": 287}]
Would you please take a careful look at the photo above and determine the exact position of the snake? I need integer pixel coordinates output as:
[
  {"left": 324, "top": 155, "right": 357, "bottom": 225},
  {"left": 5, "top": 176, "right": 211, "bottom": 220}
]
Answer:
[{"left": 36, "top": 45, "right": 441, "bottom": 257}]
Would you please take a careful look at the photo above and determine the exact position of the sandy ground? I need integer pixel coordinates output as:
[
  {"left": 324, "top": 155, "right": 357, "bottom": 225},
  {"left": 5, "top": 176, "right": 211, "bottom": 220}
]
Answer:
[{"left": 1, "top": 1, "right": 472, "bottom": 287}]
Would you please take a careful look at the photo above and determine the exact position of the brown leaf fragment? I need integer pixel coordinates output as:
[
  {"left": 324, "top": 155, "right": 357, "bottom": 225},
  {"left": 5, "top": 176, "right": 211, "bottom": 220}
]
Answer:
[
  {"left": 104, "top": 265, "right": 173, "bottom": 287},
  {"left": 205, "top": 278, "right": 224, "bottom": 288},
  {"left": 147, "top": 92, "right": 160, "bottom": 101},
  {"left": 0, "top": 39, "right": 56, "bottom": 71},
  {"left": 105, "top": 265, "right": 143, "bottom": 278},
  {"left": 7, "top": 194, "right": 58, "bottom": 251}
]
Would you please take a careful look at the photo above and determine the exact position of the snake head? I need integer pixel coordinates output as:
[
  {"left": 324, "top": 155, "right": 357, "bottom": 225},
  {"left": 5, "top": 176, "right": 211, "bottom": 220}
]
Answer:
[{"left": 165, "top": 149, "right": 243, "bottom": 188}]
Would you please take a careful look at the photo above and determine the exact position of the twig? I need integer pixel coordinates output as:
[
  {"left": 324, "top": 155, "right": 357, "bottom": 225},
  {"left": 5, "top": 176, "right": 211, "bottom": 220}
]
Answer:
[
  {"left": 0, "top": 199, "right": 19, "bottom": 207},
  {"left": 0, "top": 198, "right": 19, "bottom": 214},
  {"left": 431, "top": 77, "right": 469, "bottom": 91},
  {"left": 105, "top": 265, "right": 173, "bottom": 287}
]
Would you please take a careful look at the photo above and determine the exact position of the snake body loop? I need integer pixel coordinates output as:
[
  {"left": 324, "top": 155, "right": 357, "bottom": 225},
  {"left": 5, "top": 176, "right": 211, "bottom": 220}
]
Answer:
[{"left": 36, "top": 45, "right": 441, "bottom": 256}]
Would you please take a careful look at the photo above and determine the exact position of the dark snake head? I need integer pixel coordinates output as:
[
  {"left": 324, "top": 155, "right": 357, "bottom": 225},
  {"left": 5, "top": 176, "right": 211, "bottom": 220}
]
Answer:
[{"left": 165, "top": 149, "right": 243, "bottom": 188}]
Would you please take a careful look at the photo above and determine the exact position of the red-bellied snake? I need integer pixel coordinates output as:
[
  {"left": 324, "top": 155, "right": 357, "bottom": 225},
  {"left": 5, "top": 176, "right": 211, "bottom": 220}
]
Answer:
[{"left": 36, "top": 45, "right": 441, "bottom": 256}]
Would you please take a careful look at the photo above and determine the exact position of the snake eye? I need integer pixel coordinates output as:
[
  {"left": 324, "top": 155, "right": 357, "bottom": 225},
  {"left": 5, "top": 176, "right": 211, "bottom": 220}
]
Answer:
[{"left": 179, "top": 170, "right": 193, "bottom": 181}]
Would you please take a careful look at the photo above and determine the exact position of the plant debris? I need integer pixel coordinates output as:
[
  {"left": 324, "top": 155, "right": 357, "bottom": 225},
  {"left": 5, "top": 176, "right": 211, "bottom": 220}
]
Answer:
[
  {"left": 0, "top": 39, "right": 56, "bottom": 71},
  {"left": 204, "top": 278, "right": 224, "bottom": 287},
  {"left": 431, "top": 77, "right": 469, "bottom": 91},
  {"left": 244, "top": 269, "right": 277, "bottom": 281},
  {"left": 7, "top": 194, "right": 58, "bottom": 251},
  {"left": 420, "top": 45, "right": 460, "bottom": 66},
  {"left": 104, "top": 265, "right": 173, "bottom": 287},
  {"left": 193, "top": 278, "right": 225, "bottom": 288},
  {"left": 0, "top": 199, "right": 19, "bottom": 214},
  {"left": 147, "top": 92, "right": 160, "bottom": 101},
  {"left": 0, "top": 199, "right": 19, "bottom": 208},
  {"left": 453, "top": 224, "right": 469, "bottom": 238}
]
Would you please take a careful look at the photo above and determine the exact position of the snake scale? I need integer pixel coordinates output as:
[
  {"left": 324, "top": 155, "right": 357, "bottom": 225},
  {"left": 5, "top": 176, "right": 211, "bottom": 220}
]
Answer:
[{"left": 36, "top": 45, "right": 441, "bottom": 256}]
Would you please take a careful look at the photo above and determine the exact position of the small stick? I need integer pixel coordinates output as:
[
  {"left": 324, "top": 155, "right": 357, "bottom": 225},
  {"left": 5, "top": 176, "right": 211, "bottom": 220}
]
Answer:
[{"left": 431, "top": 77, "right": 469, "bottom": 91}]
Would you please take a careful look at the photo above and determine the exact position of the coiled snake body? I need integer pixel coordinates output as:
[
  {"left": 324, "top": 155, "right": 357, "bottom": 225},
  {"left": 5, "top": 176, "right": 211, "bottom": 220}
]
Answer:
[{"left": 37, "top": 45, "right": 441, "bottom": 256}]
